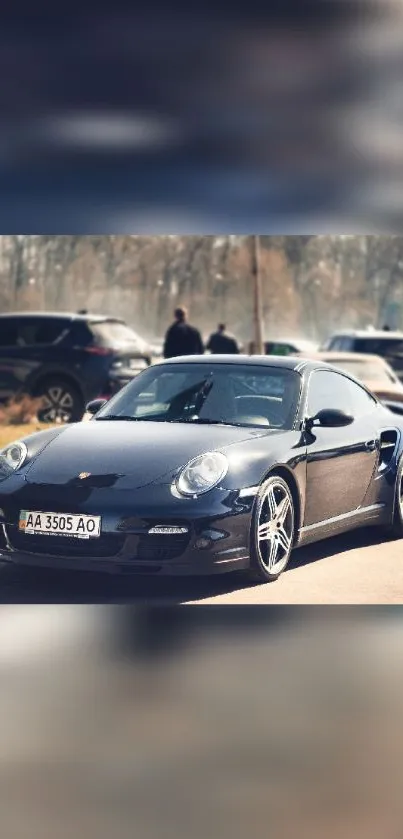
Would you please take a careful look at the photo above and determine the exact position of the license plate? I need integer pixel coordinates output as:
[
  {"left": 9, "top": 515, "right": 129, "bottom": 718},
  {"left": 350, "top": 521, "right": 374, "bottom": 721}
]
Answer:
[{"left": 19, "top": 510, "right": 101, "bottom": 539}]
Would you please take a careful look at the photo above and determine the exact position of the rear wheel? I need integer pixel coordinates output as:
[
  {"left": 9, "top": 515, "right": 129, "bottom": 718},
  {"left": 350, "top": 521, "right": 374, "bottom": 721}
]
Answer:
[
  {"left": 35, "top": 378, "right": 84, "bottom": 424},
  {"left": 248, "top": 475, "right": 295, "bottom": 583}
]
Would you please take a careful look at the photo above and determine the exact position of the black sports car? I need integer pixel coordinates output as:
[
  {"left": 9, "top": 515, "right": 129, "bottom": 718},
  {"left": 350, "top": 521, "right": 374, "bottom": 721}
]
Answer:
[{"left": 0, "top": 355, "right": 403, "bottom": 583}]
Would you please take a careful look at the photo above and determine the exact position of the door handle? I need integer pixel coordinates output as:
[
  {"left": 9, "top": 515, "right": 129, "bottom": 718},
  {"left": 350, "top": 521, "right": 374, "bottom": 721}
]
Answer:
[{"left": 365, "top": 440, "right": 377, "bottom": 452}]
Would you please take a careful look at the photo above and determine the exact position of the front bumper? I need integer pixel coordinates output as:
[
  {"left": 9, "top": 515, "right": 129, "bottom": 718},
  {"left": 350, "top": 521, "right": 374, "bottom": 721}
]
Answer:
[{"left": 0, "top": 482, "right": 253, "bottom": 576}]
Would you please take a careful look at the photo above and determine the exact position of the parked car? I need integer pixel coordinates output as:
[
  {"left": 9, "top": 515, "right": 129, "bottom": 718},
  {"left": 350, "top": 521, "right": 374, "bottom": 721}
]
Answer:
[
  {"left": 248, "top": 337, "right": 318, "bottom": 356},
  {"left": 2, "top": 354, "right": 403, "bottom": 583},
  {"left": 321, "top": 329, "right": 403, "bottom": 381},
  {"left": 148, "top": 341, "right": 164, "bottom": 358},
  {"left": 0, "top": 312, "right": 152, "bottom": 423},
  {"left": 296, "top": 351, "right": 403, "bottom": 405}
]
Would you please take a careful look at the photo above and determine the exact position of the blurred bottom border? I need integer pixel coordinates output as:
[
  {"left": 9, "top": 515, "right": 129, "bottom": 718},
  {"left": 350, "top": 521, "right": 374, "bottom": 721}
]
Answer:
[{"left": 1, "top": 605, "right": 403, "bottom": 839}]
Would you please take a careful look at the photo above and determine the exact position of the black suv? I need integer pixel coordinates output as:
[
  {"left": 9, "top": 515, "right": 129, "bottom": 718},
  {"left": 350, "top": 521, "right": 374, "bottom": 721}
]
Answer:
[
  {"left": 0, "top": 312, "right": 152, "bottom": 422},
  {"left": 322, "top": 330, "right": 403, "bottom": 381}
]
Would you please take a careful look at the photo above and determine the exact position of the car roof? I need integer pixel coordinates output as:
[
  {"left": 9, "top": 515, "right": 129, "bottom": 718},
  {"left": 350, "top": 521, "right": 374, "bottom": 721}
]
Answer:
[
  {"left": 328, "top": 329, "right": 403, "bottom": 339},
  {"left": 155, "top": 354, "right": 327, "bottom": 374},
  {"left": 298, "top": 351, "right": 389, "bottom": 364},
  {"left": 0, "top": 311, "right": 125, "bottom": 323}
]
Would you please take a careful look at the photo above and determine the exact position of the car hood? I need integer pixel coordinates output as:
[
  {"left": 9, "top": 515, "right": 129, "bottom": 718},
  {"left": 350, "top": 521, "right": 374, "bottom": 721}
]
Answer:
[{"left": 24, "top": 419, "right": 275, "bottom": 489}]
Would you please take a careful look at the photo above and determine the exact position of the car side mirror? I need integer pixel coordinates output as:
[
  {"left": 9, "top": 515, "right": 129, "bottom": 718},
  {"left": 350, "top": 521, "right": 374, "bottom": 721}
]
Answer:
[
  {"left": 86, "top": 398, "right": 107, "bottom": 416},
  {"left": 306, "top": 408, "right": 354, "bottom": 430}
]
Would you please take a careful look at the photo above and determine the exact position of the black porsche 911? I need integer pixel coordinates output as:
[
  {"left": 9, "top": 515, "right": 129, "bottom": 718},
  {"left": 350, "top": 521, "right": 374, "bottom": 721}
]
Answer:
[{"left": 0, "top": 354, "right": 403, "bottom": 584}]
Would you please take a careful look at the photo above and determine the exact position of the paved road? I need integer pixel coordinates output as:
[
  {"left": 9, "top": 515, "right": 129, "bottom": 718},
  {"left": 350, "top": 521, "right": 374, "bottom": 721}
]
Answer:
[{"left": 1, "top": 527, "right": 402, "bottom": 603}]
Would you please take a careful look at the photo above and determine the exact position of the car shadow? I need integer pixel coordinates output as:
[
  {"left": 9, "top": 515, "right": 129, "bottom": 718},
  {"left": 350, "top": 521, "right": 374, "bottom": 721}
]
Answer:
[
  {"left": 0, "top": 562, "right": 258, "bottom": 604},
  {"left": 289, "top": 526, "right": 393, "bottom": 570},
  {"left": 0, "top": 527, "right": 394, "bottom": 603}
]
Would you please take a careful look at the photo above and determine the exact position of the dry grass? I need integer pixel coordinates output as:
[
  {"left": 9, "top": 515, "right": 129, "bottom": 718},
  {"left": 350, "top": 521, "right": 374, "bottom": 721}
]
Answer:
[
  {"left": 0, "top": 395, "right": 44, "bottom": 426},
  {"left": 0, "top": 395, "right": 59, "bottom": 446},
  {"left": 0, "top": 396, "right": 89, "bottom": 448},
  {"left": 0, "top": 423, "right": 55, "bottom": 448},
  {"left": 0, "top": 396, "right": 44, "bottom": 446}
]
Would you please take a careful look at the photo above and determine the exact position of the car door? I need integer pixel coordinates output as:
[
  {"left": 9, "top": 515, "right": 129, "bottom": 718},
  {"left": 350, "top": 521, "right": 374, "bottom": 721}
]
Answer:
[
  {"left": 0, "top": 317, "right": 33, "bottom": 402},
  {"left": 0, "top": 316, "right": 65, "bottom": 403},
  {"left": 303, "top": 370, "right": 380, "bottom": 526}
]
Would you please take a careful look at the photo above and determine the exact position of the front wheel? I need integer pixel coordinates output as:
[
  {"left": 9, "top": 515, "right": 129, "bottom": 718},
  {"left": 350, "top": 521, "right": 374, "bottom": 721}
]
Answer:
[
  {"left": 35, "top": 378, "right": 84, "bottom": 424},
  {"left": 248, "top": 475, "right": 295, "bottom": 583}
]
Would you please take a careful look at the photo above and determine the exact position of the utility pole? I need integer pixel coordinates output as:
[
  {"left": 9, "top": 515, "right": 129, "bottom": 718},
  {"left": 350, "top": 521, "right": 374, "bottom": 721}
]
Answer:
[{"left": 252, "top": 234, "right": 264, "bottom": 354}]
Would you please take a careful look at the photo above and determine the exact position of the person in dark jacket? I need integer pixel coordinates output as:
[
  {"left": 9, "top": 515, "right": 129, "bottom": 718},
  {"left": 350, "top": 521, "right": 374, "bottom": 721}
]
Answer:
[
  {"left": 206, "top": 323, "right": 240, "bottom": 354},
  {"left": 163, "top": 307, "right": 204, "bottom": 358}
]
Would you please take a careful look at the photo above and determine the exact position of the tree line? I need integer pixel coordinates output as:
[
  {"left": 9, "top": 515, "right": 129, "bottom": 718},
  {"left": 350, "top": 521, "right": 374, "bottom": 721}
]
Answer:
[{"left": 0, "top": 235, "right": 402, "bottom": 341}]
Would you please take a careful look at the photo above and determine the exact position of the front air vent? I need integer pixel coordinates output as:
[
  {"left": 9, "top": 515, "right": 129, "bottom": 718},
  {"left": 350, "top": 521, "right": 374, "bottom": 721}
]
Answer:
[
  {"left": 137, "top": 531, "right": 190, "bottom": 561},
  {"left": 0, "top": 525, "right": 7, "bottom": 551},
  {"left": 379, "top": 430, "right": 398, "bottom": 468}
]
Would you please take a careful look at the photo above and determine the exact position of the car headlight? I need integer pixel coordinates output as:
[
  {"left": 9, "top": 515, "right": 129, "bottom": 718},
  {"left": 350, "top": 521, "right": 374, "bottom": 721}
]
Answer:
[
  {"left": 176, "top": 451, "right": 228, "bottom": 497},
  {"left": 0, "top": 440, "right": 28, "bottom": 472}
]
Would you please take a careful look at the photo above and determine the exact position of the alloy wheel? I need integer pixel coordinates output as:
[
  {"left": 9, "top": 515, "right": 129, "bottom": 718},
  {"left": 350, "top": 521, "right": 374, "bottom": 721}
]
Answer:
[
  {"left": 38, "top": 386, "right": 75, "bottom": 423},
  {"left": 256, "top": 480, "right": 294, "bottom": 576}
]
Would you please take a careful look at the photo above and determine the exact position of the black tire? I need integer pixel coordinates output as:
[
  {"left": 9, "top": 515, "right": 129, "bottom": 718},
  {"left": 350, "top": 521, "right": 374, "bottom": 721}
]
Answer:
[
  {"left": 386, "top": 457, "right": 403, "bottom": 539},
  {"left": 34, "top": 377, "right": 84, "bottom": 424},
  {"left": 248, "top": 475, "right": 295, "bottom": 583}
]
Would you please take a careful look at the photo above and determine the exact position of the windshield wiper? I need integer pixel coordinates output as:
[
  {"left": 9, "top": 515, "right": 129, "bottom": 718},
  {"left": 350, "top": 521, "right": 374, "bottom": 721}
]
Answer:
[
  {"left": 179, "top": 417, "right": 276, "bottom": 428},
  {"left": 95, "top": 415, "right": 165, "bottom": 422},
  {"left": 174, "top": 417, "right": 243, "bottom": 426}
]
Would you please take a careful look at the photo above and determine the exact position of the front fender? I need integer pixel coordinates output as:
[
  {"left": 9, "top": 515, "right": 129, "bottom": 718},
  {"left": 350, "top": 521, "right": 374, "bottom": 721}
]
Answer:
[{"left": 0, "top": 425, "right": 67, "bottom": 485}]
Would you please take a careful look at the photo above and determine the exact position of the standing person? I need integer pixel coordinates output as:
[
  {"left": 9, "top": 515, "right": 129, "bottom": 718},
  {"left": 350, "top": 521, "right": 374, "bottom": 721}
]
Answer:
[
  {"left": 206, "top": 323, "right": 240, "bottom": 354},
  {"left": 163, "top": 307, "right": 204, "bottom": 358}
]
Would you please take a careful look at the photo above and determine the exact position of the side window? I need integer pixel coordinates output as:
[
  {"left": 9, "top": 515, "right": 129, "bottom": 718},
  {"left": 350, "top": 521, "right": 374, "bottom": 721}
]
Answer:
[
  {"left": 65, "top": 321, "right": 93, "bottom": 347},
  {"left": 308, "top": 371, "right": 354, "bottom": 417},
  {"left": 329, "top": 337, "right": 352, "bottom": 351},
  {"left": 271, "top": 343, "right": 293, "bottom": 356},
  {"left": 308, "top": 371, "right": 377, "bottom": 419},
  {"left": 0, "top": 320, "right": 18, "bottom": 347},
  {"left": 356, "top": 338, "right": 403, "bottom": 358},
  {"left": 328, "top": 337, "right": 343, "bottom": 350},
  {"left": 347, "top": 378, "right": 378, "bottom": 418},
  {"left": 16, "top": 319, "right": 42, "bottom": 346},
  {"left": 355, "top": 339, "right": 384, "bottom": 355},
  {"left": 17, "top": 319, "right": 68, "bottom": 346},
  {"left": 33, "top": 319, "right": 68, "bottom": 345}
]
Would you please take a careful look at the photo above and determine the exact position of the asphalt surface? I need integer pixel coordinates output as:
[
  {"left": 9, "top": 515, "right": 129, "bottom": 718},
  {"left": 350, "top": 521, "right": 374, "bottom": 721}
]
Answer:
[{"left": 1, "top": 526, "right": 402, "bottom": 603}]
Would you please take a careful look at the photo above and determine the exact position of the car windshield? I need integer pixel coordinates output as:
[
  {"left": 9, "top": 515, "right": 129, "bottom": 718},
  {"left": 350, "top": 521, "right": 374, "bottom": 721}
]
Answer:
[
  {"left": 90, "top": 320, "right": 148, "bottom": 350},
  {"left": 329, "top": 359, "right": 397, "bottom": 385},
  {"left": 95, "top": 363, "right": 301, "bottom": 429}
]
